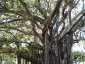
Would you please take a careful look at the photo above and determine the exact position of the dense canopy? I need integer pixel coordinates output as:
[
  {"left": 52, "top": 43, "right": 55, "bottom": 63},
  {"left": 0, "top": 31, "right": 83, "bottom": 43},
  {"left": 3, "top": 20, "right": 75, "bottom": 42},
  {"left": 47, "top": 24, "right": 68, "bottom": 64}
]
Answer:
[{"left": 0, "top": 0, "right": 85, "bottom": 64}]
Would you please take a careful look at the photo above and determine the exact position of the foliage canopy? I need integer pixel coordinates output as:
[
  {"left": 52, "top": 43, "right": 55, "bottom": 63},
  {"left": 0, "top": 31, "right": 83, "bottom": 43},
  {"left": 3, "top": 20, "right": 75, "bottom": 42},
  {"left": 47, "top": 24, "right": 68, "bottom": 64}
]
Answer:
[{"left": 0, "top": 0, "right": 85, "bottom": 64}]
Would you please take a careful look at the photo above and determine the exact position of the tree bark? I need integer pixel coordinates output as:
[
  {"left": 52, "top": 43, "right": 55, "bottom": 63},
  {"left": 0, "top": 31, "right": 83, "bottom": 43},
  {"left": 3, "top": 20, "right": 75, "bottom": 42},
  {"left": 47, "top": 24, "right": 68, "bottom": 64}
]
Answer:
[
  {"left": 25, "top": 60, "right": 27, "bottom": 64},
  {"left": 17, "top": 56, "right": 21, "bottom": 64}
]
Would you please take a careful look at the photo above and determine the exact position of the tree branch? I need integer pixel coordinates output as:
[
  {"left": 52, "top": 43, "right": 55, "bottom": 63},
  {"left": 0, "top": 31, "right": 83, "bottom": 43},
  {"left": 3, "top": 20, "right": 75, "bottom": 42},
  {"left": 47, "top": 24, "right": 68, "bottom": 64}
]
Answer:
[
  {"left": 33, "top": 16, "right": 44, "bottom": 24},
  {"left": 18, "top": 0, "right": 31, "bottom": 16},
  {"left": 0, "top": 26, "right": 33, "bottom": 35},
  {"left": 43, "top": 0, "right": 62, "bottom": 32},
  {"left": 0, "top": 18, "right": 23, "bottom": 25},
  {"left": 33, "top": 27, "right": 42, "bottom": 42},
  {"left": 59, "top": 11, "right": 85, "bottom": 41},
  {"left": 19, "top": 53, "right": 42, "bottom": 64},
  {"left": 0, "top": 4, "right": 22, "bottom": 16},
  {"left": 72, "top": 10, "right": 84, "bottom": 22}
]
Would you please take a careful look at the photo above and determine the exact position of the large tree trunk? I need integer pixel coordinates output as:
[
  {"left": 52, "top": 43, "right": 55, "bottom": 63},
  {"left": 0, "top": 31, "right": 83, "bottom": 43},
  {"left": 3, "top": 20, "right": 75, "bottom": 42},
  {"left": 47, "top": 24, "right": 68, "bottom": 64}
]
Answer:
[{"left": 42, "top": 25, "right": 73, "bottom": 64}]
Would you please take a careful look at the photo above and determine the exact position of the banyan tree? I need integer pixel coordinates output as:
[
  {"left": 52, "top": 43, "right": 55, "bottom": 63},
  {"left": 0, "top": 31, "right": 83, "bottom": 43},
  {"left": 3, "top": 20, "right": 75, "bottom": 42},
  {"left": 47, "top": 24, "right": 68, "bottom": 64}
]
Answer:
[{"left": 0, "top": 0, "right": 85, "bottom": 64}]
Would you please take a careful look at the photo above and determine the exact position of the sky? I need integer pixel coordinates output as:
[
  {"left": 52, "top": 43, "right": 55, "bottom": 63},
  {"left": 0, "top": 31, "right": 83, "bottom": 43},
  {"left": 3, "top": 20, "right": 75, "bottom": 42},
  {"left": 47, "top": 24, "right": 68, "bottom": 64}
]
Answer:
[
  {"left": 72, "top": 40, "right": 85, "bottom": 52},
  {"left": 72, "top": 0, "right": 85, "bottom": 52}
]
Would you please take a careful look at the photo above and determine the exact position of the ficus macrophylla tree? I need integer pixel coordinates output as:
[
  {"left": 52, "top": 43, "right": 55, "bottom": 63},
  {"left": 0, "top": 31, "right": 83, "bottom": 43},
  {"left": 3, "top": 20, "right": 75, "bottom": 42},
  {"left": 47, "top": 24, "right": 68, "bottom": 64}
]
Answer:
[{"left": 0, "top": 0, "right": 85, "bottom": 64}]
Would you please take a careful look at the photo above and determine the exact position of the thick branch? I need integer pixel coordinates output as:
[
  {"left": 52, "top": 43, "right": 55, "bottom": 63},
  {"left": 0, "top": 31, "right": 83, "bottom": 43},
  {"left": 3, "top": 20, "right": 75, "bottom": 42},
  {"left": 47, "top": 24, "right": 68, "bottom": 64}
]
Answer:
[
  {"left": 0, "top": 18, "right": 23, "bottom": 25},
  {"left": 19, "top": 53, "right": 42, "bottom": 64},
  {"left": 18, "top": 0, "right": 31, "bottom": 16},
  {"left": 43, "top": 0, "right": 62, "bottom": 32},
  {"left": 59, "top": 11, "right": 85, "bottom": 41},
  {"left": 51, "top": 0, "right": 62, "bottom": 19},
  {"left": 33, "top": 16, "right": 44, "bottom": 24},
  {"left": 72, "top": 10, "right": 84, "bottom": 21},
  {"left": 27, "top": 43, "right": 43, "bottom": 50},
  {"left": 33, "top": 27, "right": 42, "bottom": 42}
]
